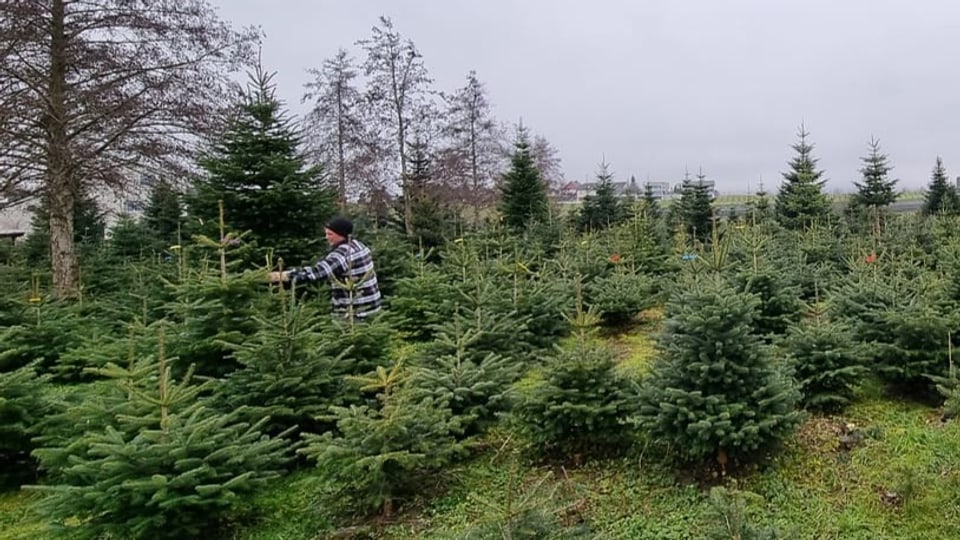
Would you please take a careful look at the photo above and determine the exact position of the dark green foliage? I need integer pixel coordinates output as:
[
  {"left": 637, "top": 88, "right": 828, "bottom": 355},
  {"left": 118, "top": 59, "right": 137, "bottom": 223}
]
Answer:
[
  {"left": 319, "top": 315, "right": 398, "bottom": 381},
  {"left": 511, "top": 273, "right": 573, "bottom": 350},
  {"left": 783, "top": 316, "right": 865, "bottom": 412},
  {"left": 832, "top": 264, "right": 952, "bottom": 398},
  {"left": 874, "top": 301, "right": 953, "bottom": 396},
  {"left": 641, "top": 183, "right": 662, "bottom": 222},
  {"left": 299, "top": 363, "right": 464, "bottom": 516},
  {"left": 217, "top": 288, "right": 343, "bottom": 438},
  {"left": 677, "top": 171, "right": 714, "bottom": 244},
  {"left": 164, "top": 273, "right": 264, "bottom": 378},
  {"left": 576, "top": 162, "right": 630, "bottom": 232},
  {"left": 106, "top": 217, "right": 158, "bottom": 260},
  {"left": 851, "top": 137, "right": 898, "bottom": 210},
  {"left": 513, "top": 298, "right": 636, "bottom": 459},
  {"left": 404, "top": 138, "right": 459, "bottom": 250},
  {"left": 586, "top": 269, "right": 657, "bottom": 326},
  {"left": 22, "top": 192, "right": 106, "bottom": 264},
  {"left": 746, "top": 184, "right": 774, "bottom": 223},
  {"left": 499, "top": 126, "right": 549, "bottom": 231},
  {"left": 637, "top": 274, "right": 801, "bottom": 465},
  {"left": 922, "top": 157, "right": 960, "bottom": 216},
  {"left": 0, "top": 364, "right": 49, "bottom": 487},
  {"left": 28, "top": 344, "right": 291, "bottom": 540},
  {"left": 412, "top": 318, "right": 523, "bottom": 436},
  {"left": 388, "top": 265, "right": 456, "bottom": 342},
  {"left": 362, "top": 225, "right": 417, "bottom": 300},
  {"left": 735, "top": 265, "right": 803, "bottom": 339},
  {"left": 187, "top": 67, "right": 336, "bottom": 268},
  {"left": 775, "top": 126, "right": 831, "bottom": 230},
  {"left": 0, "top": 302, "right": 98, "bottom": 378},
  {"left": 143, "top": 178, "right": 183, "bottom": 249}
]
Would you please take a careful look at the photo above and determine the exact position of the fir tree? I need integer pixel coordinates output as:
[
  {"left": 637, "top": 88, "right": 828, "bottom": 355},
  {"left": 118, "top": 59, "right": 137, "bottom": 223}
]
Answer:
[
  {"left": 403, "top": 138, "right": 457, "bottom": 249},
  {"left": 143, "top": 178, "right": 183, "bottom": 249},
  {"left": 637, "top": 274, "right": 801, "bottom": 466},
  {"left": 783, "top": 298, "right": 865, "bottom": 412},
  {"left": 922, "top": 157, "right": 960, "bottom": 216},
  {"left": 743, "top": 268, "right": 803, "bottom": 339},
  {"left": 678, "top": 170, "right": 714, "bottom": 244},
  {"left": 851, "top": 137, "right": 898, "bottom": 210},
  {"left": 775, "top": 125, "right": 831, "bottom": 230},
  {"left": 217, "top": 285, "right": 343, "bottom": 439},
  {"left": 22, "top": 191, "right": 106, "bottom": 265},
  {"left": 641, "top": 182, "right": 662, "bottom": 222},
  {"left": 499, "top": 125, "right": 549, "bottom": 231},
  {"left": 411, "top": 317, "right": 523, "bottom": 436},
  {"left": 747, "top": 179, "right": 773, "bottom": 223},
  {"left": 187, "top": 66, "right": 336, "bottom": 267},
  {"left": 513, "top": 283, "right": 637, "bottom": 460},
  {"left": 576, "top": 161, "right": 628, "bottom": 232},
  {"left": 29, "top": 328, "right": 291, "bottom": 540},
  {"left": 299, "top": 361, "right": 464, "bottom": 517},
  {"left": 586, "top": 268, "right": 658, "bottom": 326},
  {"left": 163, "top": 204, "right": 265, "bottom": 379},
  {"left": 0, "top": 364, "right": 50, "bottom": 487}
]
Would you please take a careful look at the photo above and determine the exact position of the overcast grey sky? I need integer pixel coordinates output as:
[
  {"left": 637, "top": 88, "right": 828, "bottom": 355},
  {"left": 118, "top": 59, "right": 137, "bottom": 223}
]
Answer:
[{"left": 213, "top": 0, "right": 960, "bottom": 193}]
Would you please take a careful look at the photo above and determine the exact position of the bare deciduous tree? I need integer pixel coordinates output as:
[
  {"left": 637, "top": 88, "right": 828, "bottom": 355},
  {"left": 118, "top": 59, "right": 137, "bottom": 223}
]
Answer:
[
  {"left": 440, "top": 70, "right": 505, "bottom": 222},
  {"left": 0, "top": 0, "right": 256, "bottom": 298},
  {"left": 531, "top": 133, "right": 565, "bottom": 190},
  {"left": 356, "top": 16, "right": 434, "bottom": 235},
  {"left": 303, "top": 48, "right": 366, "bottom": 209}
]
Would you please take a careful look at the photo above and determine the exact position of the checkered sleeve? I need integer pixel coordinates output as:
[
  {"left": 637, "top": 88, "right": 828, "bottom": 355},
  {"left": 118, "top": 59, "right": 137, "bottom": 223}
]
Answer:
[{"left": 289, "top": 247, "right": 349, "bottom": 284}]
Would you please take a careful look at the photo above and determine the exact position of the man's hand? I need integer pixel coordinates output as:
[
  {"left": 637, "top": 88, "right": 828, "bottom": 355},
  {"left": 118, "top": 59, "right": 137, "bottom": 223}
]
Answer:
[{"left": 267, "top": 271, "right": 290, "bottom": 283}]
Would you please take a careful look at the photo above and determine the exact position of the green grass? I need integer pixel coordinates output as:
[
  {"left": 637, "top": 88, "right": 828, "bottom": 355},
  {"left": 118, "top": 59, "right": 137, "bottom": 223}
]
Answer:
[{"left": 0, "top": 491, "right": 48, "bottom": 540}]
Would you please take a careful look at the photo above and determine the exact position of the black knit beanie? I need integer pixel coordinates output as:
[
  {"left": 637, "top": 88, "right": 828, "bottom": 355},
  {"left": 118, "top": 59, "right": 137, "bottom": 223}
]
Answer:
[{"left": 326, "top": 216, "right": 353, "bottom": 238}]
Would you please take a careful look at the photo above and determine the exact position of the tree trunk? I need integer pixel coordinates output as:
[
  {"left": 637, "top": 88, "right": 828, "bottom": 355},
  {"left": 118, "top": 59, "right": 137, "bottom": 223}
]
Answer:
[{"left": 46, "top": 0, "right": 80, "bottom": 299}]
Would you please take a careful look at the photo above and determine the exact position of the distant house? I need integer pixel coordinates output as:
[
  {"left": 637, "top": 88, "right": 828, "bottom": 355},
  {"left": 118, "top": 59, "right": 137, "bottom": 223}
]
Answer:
[
  {"left": 556, "top": 176, "right": 645, "bottom": 203},
  {"left": 642, "top": 181, "right": 671, "bottom": 200},
  {"left": 0, "top": 196, "right": 30, "bottom": 243},
  {"left": 0, "top": 171, "right": 157, "bottom": 242}
]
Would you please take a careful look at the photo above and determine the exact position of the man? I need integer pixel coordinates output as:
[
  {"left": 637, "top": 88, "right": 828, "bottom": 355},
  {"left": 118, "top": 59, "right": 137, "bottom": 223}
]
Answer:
[{"left": 269, "top": 217, "right": 381, "bottom": 319}]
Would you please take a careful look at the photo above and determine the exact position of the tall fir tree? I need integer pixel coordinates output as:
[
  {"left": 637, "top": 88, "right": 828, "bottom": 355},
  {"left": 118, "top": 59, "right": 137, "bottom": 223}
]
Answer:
[
  {"left": 922, "top": 157, "right": 960, "bottom": 216},
  {"left": 851, "top": 137, "right": 898, "bottom": 210},
  {"left": 402, "top": 138, "right": 457, "bottom": 249},
  {"left": 678, "top": 170, "right": 714, "bottom": 244},
  {"left": 188, "top": 65, "right": 336, "bottom": 267},
  {"left": 143, "top": 178, "right": 183, "bottom": 250},
  {"left": 499, "top": 125, "right": 549, "bottom": 231},
  {"left": 576, "top": 161, "right": 628, "bottom": 232},
  {"left": 641, "top": 182, "right": 663, "bottom": 222},
  {"left": 636, "top": 274, "right": 801, "bottom": 467},
  {"left": 775, "top": 125, "right": 831, "bottom": 230}
]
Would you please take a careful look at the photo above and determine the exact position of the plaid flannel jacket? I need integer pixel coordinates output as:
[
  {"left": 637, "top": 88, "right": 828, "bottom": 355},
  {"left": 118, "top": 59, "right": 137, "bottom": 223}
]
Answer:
[{"left": 289, "top": 238, "right": 381, "bottom": 318}]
